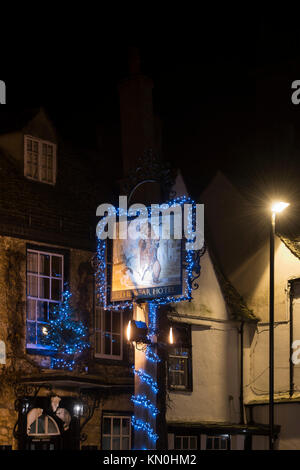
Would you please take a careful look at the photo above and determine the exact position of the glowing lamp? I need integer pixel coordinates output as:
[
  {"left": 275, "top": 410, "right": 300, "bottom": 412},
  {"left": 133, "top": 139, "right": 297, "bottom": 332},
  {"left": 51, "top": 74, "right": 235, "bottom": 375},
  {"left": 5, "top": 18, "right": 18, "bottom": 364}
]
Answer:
[
  {"left": 126, "top": 320, "right": 149, "bottom": 344},
  {"left": 271, "top": 202, "right": 289, "bottom": 213},
  {"left": 169, "top": 327, "right": 174, "bottom": 344}
]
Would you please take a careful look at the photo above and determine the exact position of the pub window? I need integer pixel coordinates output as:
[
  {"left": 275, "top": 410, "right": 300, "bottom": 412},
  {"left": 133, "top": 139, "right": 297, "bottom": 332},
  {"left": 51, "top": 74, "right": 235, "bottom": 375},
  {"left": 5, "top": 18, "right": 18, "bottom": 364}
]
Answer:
[
  {"left": 102, "top": 415, "right": 131, "bottom": 450},
  {"left": 206, "top": 435, "right": 230, "bottom": 450},
  {"left": 95, "top": 307, "right": 123, "bottom": 360},
  {"left": 168, "top": 324, "right": 192, "bottom": 391},
  {"left": 24, "top": 135, "right": 57, "bottom": 185},
  {"left": 174, "top": 435, "right": 198, "bottom": 450},
  {"left": 26, "top": 248, "right": 64, "bottom": 349},
  {"left": 28, "top": 414, "right": 60, "bottom": 436}
]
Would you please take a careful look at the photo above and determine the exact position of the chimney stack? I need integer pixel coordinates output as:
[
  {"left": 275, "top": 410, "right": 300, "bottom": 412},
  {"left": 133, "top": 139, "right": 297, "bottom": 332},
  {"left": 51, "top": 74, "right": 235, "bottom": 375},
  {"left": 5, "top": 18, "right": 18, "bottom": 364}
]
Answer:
[{"left": 118, "top": 47, "right": 159, "bottom": 176}]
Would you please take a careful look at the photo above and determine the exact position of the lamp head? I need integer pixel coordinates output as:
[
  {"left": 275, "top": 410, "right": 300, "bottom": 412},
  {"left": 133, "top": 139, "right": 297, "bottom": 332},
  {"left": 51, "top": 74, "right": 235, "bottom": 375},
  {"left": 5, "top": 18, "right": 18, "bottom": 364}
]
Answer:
[{"left": 271, "top": 202, "right": 290, "bottom": 214}]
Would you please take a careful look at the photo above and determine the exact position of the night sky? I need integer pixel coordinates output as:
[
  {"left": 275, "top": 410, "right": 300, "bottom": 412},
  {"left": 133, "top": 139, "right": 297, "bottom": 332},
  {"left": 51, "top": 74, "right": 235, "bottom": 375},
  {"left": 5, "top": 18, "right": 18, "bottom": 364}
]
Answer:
[{"left": 2, "top": 15, "right": 300, "bottom": 205}]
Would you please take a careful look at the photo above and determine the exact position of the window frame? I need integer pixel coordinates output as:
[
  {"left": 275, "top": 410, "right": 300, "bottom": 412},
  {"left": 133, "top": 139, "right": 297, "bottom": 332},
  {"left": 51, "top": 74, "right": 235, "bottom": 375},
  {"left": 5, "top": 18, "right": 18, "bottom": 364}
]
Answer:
[
  {"left": 28, "top": 414, "right": 60, "bottom": 437},
  {"left": 24, "top": 134, "right": 57, "bottom": 185},
  {"left": 94, "top": 306, "right": 123, "bottom": 360},
  {"left": 168, "top": 323, "right": 193, "bottom": 392},
  {"left": 26, "top": 246, "right": 66, "bottom": 351},
  {"left": 205, "top": 434, "right": 231, "bottom": 450},
  {"left": 174, "top": 434, "right": 198, "bottom": 450},
  {"left": 101, "top": 414, "right": 132, "bottom": 450}
]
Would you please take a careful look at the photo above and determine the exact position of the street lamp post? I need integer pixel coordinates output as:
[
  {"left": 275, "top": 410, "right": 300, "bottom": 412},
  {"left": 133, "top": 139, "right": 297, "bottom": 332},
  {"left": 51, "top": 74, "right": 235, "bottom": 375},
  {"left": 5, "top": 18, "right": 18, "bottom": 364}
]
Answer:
[{"left": 269, "top": 202, "right": 289, "bottom": 450}]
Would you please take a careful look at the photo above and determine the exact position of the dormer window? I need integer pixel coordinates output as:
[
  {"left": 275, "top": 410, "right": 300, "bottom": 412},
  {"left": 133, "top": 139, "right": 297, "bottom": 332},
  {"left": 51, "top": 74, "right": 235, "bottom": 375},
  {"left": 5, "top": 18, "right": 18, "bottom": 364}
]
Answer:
[{"left": 24, "top": 135, "right": 56, "bottom": 184}]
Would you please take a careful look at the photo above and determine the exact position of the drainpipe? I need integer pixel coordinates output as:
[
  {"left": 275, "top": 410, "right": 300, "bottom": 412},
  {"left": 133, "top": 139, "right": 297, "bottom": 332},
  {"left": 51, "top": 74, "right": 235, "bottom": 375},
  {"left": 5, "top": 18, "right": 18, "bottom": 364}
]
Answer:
[
  {"left": 239, "top": 321, "right": 244, "bottom": 425},
  {"left": 289, "top": 281, "right": 294, "bottom": 397}
]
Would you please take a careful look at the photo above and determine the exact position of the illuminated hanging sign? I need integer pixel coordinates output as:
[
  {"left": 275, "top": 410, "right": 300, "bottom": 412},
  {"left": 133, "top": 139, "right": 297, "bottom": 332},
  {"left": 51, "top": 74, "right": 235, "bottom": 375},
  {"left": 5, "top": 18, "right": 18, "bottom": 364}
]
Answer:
[
  {"left": 110, "top": 216, "right": 182, "bottom": 302},
  {"left": 95, "top": 196, "right": 204, "bottom": 308}
]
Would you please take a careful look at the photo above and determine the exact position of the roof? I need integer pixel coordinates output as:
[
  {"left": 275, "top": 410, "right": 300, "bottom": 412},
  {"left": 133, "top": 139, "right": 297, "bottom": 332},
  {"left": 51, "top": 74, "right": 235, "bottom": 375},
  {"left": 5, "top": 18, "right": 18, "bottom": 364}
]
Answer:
[
  {"left": 0, "top": 112, "right": 115, "bottom": 250},
  {"left": 0, "top": 108, "right": 41, "bottom": 135},
  {"left": 210, "top": 246, "right": 259, "bottom": 322}
]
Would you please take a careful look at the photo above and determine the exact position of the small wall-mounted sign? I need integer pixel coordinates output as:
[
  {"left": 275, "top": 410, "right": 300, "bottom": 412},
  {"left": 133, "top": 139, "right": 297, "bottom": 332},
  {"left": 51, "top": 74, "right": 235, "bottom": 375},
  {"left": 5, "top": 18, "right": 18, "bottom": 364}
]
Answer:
[
  {"left": 0, "top": 81, "right": 6, "bottom": 104},
  {"left": 0, "top": 341, "right": 6, "bottom": 364}
]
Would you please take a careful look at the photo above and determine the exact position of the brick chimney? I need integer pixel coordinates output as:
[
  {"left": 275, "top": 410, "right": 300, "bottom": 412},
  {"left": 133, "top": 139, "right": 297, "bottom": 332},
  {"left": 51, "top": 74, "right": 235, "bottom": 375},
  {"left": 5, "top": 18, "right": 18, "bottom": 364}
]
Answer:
[{"left": 118, "top": 47, "right": 159, "bottom": 176}]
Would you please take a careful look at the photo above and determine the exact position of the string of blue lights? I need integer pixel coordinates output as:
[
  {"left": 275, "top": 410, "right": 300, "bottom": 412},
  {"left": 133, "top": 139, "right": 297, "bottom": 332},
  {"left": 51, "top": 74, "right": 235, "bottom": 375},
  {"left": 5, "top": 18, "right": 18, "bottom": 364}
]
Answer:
[{"left": 95, "top": 196, "right": 199, "bottom": 448}]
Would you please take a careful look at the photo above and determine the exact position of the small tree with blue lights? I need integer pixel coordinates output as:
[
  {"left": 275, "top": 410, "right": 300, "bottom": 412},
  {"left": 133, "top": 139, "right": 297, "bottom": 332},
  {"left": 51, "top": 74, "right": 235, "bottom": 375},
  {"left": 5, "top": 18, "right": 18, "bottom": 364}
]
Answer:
[{"left": 43, "top": 287, "right": 89, "bottom": 370}]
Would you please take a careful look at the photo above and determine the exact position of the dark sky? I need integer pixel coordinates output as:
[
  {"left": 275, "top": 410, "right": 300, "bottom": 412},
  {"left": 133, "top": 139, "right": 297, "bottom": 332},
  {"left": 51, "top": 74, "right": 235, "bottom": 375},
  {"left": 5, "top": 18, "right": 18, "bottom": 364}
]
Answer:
[{"left": 2, "top": 15, "right": 300, "bottom": 201}]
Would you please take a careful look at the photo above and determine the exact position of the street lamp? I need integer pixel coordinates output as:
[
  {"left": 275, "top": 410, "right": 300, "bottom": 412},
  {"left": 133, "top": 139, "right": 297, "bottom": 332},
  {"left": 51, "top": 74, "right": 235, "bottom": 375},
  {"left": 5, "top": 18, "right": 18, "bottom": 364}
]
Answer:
[{"left": 269, "top": 201, "right": 290, "bottom": 450}]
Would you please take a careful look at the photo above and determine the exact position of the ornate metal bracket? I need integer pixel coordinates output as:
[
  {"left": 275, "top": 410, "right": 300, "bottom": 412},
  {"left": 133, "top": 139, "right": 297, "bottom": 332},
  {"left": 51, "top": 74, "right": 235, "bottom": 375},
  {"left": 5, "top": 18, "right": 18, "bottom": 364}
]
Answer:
[
  {"left": 13, "top": 382, "right": 53, "bottom": 440},
  {"left": 192, "top": 243, "right": 206, "bottom": 291},
  {"left": 121, "top": 149, "right": 177, "bottom": 202},
  {"left": 79, "top": 390, "right": 101, "bottom": 442}
]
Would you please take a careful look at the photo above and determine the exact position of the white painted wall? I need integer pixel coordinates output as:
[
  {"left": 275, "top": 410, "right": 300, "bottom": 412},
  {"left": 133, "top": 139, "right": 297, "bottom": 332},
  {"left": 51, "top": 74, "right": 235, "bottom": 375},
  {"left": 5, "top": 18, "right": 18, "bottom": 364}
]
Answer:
[{"left": 166, "top": 250, "right": 241, "bottom": 425}]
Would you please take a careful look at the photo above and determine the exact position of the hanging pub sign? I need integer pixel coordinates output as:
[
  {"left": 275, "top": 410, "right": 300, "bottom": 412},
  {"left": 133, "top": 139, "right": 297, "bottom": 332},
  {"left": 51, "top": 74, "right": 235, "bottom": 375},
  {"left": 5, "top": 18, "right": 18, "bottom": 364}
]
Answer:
[
  {"left": 95, "top": 196, "right": 204, "bottom": 308},
  {"left": 0, "top": 340, "right": 6, "bottom": 364},
  {"left": 110, "top": 216, "right": 182, "bottom": 301}
]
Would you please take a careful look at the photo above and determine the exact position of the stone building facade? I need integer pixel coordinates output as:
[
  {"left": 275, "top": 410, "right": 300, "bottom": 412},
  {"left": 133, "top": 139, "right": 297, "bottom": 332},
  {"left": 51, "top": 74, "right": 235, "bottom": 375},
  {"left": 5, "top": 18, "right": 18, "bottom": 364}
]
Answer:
[{"left": 0, "top": 108, "right": 133, "bottom": 450}]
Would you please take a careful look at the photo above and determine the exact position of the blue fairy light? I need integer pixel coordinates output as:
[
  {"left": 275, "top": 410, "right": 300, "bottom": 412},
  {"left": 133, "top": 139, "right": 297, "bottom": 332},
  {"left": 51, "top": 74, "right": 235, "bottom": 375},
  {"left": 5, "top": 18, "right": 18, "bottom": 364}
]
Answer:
[
  {"left": 41, "top": 287, "right": 89, "bottom": 370},
  {"left": 131, "top": 394, "right": 159, "bottom": 417}
]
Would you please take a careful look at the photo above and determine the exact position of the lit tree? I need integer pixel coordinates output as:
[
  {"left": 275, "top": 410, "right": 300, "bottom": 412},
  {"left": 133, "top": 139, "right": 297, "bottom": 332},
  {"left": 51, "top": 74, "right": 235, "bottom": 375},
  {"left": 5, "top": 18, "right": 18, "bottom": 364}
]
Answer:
[{"left": 42, "top": 287, "right": 89, "bottom": 370}]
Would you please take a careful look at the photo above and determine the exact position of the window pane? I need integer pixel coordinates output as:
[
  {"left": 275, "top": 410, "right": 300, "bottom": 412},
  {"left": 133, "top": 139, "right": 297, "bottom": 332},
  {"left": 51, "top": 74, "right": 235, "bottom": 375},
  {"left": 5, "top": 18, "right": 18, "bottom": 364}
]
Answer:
[
  {"left": 105, "top": 311, "right": 111, "bottom": 332},
  {"left": 174, "top": 437, "right": 181, "bottom": 449},
  {"left": 27, "top": 322, "right": 36, "bottom": 345},
  {"left": 112, "top": 312, "right": 120, "bottom": 333},
  {"left": 220, "top": 438, "right": 227, "bottom": 450},
  {"left": 103, "top": 418, "right": 111, "bottom": 435},
  {"left": 28, "top": 275, "right": 38, "bottom": 297},
  {"left": 206, "top": 437, "right": 212, "bottom": 450},
  {"left": 182, "top": 437, "right": 188, "bottom": 449},
  {"left": 214, "top": 438, "right": 220, "bottom": 449},
  {"left": 190, "top": 437, "right": 197, "bottom": 449},
  {"left": 122, "top": 418, "right": 130, "bottom": 436},
  {"left": 47, "top": 418, "right": 58, "bottom": 434},
  {"left": 104, "top": 333, "right": 111, "bottom": 355},
  {"left": 102, "top": 436, "right": 111, "bottom": 450},
  {"left": 52, "top": 256, "right": 62, "bottom": 278},
  {"left": 40, "top": 254, "right": 50, "bottom": 276},
  {"left": 113, "top": 418, "right": 120, "bottom": 436},
  {"left": 52, "top": 278, "right": 62, "bottom": 301},
  {"left": 37, "top": 301, "right": 48, "bottom": 322},
  {"left": 27, "top": 299, "right": 36, "bottom": 320},
  {"left": 28, "top": 252, "right": 38, "bottom": 273},
  {"left": 37, "top": 324, "right": 48, "bottom": 345},
  {"left": 112, "top": 438, "right": 120, "bottom": 450},
  {"left": 37, "top": 416, "right": 45, "bottom": 434},
  {"left": 95, "top": 332, "right": 102, "bottom": 354},
  {"left": 39, "top": 277, "right": 50, "bottom": 299},
  {"left": 112, "top": 334, "right": 120, "bottom": 356},
  {"left": 122, "top": 437, "right": 129, "bottom": 449}
]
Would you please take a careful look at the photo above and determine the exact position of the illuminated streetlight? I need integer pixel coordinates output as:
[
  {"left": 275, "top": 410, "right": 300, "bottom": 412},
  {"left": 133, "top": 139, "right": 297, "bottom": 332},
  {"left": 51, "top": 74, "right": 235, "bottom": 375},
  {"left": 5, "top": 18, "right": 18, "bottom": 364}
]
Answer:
[
  {"left": 269, "top": 201, "right": 289, "bottom": 450},
  {"left": 271, "top": 202, "right": 290, "bottom": 214}
]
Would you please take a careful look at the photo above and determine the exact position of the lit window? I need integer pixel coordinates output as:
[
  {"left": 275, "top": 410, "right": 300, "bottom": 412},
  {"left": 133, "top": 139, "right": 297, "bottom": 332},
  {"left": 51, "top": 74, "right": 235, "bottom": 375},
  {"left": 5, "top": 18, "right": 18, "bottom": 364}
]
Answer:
[
  {"left": 102, "top": 415, "right": 131, "bottom": 450},
  {"left": 26, "top": 249, "right": 64, "bottom": 349},
  {"left": 206, "top": 435, "right": 230, "bottom": 450},
  {"left": 168, "top": 325, "right": 192, "bottom": 391},
  {"left": 95, "top": 307, "right": 122, "bottom": 359},
  {"left": 28, "top": 414, "right": 60, "bottom": 436},
  {"left": 24, "top": 135, "right": 56, "bottom": 184},
  {"left": 174, "top": 435, "right": 198, "bottom": 450}
]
